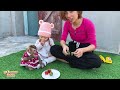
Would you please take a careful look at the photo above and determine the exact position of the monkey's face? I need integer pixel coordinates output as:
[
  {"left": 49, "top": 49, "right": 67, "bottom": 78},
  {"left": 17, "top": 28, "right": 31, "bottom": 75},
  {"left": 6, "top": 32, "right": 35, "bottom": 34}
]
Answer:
[{"left": 29, "top": 48, "right": 37, "bottom": 55}]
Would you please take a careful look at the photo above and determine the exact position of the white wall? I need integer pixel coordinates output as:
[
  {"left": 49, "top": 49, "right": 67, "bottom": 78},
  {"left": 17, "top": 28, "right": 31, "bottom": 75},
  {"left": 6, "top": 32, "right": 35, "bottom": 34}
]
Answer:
[
  {"left": 14, "top": 11, "right": 24, "bottom": 36},
  {"left": 0, "top": 11, "right": 24, "bottom": 38},
  {"left": 62, "top": 11, "right": 120, "bottom": 54},
  {"left": 0, "top": 11, "right": 12, "bottom": 37},
  {"left": 83, "top": 11, "right": 120, "bottom": 54}
]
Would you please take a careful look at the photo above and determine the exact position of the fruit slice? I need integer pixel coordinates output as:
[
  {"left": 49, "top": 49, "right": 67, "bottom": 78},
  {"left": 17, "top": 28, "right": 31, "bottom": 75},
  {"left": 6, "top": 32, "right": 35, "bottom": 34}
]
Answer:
[
  {"left": 47, "top": 69, "right": 51, "bottom": 73},
  {"left": 49, "top": 71, "right": 53, "bottom": 76},
  {"left": 45, "top": 71, "right": 49, "bottom": 75},
  {"left": 45, "top": 69, "right": 53, "bottom": 76}
]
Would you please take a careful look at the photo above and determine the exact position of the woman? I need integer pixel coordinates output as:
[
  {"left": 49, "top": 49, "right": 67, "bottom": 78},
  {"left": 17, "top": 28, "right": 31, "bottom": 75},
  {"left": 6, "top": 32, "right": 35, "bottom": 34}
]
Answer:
[{"left": 50, "top": 11, "right": 101, "bottom": 69}]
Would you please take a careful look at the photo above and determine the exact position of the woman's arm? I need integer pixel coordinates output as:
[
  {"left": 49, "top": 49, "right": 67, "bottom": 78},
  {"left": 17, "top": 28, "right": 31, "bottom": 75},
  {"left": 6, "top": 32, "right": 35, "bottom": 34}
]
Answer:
[
  {"left": 74, "top": 44, "right": 95, "bottom": 58},
  {"left": 82, "top": 44, "right": 95, "bottom": 53},
  {"left": 86, "top": 19, "right": 97, "bottom": 48},
  {"left": 60, "top": 21, "right": 70, "bottom": 55},
  {"left": 60, "top": 40, "right": 69, "bottom": 56},
  {"left": 60, "top": 40, "right": 67, "bottom": 48}
]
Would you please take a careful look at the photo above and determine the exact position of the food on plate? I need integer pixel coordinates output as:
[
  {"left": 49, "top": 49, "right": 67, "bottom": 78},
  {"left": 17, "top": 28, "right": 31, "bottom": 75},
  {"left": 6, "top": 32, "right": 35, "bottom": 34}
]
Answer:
[{"left": 45, "top": 69, "right": 53, "bottom": 76}]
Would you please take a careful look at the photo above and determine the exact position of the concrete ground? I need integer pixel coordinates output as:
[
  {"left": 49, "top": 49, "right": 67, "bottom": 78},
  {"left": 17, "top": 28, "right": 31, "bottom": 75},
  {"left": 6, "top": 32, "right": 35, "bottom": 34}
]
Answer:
[{"left": 0, "top": 36, "right": 38, "bottom": 57}]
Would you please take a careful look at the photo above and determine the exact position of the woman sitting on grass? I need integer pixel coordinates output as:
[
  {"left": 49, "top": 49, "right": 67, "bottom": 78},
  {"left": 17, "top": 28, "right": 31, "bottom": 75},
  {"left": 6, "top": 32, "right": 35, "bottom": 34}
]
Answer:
[{"left": 50, "top": 11, "right": 101, "bottom": 69}]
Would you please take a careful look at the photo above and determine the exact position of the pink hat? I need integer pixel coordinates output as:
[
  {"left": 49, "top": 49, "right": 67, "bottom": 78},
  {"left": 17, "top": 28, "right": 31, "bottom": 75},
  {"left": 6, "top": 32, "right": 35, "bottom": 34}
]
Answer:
[{"left": 38, "top": 20, "right": 54, "bottom": 38}]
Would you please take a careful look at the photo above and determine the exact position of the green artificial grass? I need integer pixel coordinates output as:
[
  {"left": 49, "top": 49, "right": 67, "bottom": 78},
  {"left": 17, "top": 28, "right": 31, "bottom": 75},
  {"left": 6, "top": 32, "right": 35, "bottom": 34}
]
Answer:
[{"left": 0, "top": 50, "right": 120, "bottom": 79}]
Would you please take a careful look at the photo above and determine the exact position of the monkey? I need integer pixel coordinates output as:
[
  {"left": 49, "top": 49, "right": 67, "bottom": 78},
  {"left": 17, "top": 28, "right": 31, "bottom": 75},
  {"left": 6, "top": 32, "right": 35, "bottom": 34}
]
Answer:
[{"left": 20, "top": 45, "right": 42, "bottom": 70}]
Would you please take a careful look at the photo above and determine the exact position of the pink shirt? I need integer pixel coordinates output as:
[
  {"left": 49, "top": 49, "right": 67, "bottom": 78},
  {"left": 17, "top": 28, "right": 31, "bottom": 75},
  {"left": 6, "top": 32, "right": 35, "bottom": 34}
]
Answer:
[{"left": 61, "top": 18, "right": 97, "bottom": 48}]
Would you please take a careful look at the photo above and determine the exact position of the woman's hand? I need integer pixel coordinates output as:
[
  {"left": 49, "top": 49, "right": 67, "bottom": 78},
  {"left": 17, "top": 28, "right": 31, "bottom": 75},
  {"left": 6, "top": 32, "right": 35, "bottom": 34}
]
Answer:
[
  {"left": 62, "top": 45, "right": 69, "bottom": 56},
  {"left": 73, "top": 48, "right": 84, "bottom": 58}
]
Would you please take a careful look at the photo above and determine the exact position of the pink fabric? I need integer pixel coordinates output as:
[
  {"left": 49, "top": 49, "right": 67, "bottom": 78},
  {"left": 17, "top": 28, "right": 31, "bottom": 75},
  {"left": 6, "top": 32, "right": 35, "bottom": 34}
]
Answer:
[
  {"left": 60, "top": 18, "right": 97, "bottom": 48},
  {"left": 20, "top": 52, "right": 39, "bottom": 68},
  {"left": 38, "top": 31, "right": 51, "bottom": 38},
  {"left": 38, "top": 20, "right": 54, "bottom": 38}
]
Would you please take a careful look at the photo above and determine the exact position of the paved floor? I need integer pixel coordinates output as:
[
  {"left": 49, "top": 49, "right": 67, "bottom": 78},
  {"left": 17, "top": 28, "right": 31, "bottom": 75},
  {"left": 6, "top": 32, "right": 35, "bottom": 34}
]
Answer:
[{"left": 0, "top": 36, "right": 38, "bottom": 57}]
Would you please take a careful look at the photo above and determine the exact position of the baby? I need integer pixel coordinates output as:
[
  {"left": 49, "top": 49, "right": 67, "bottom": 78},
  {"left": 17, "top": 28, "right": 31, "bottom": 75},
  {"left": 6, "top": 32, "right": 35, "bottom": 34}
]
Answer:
[{"left": 35, "top": 20, "right": 56, "bottom": 68}]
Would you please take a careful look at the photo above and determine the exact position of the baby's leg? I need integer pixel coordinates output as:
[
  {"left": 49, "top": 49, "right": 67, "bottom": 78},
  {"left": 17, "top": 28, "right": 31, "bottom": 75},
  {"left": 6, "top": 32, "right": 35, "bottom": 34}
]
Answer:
[
  {"left": 39, "top": 56, "right": 56, "bottom": 68},
  {"left": 44, "top": 56, "right": 56, "bottom": 64}
]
